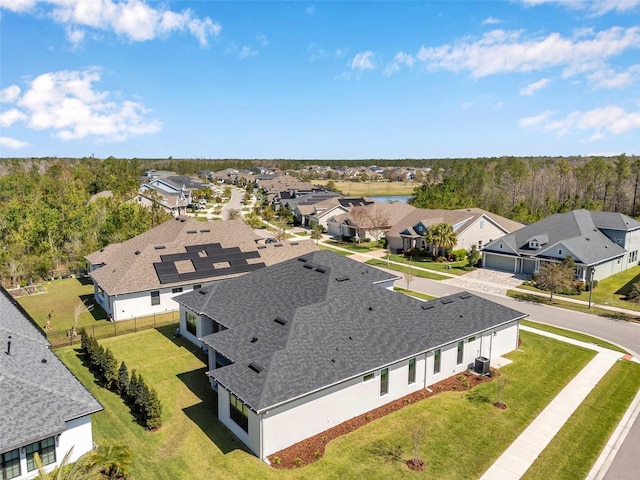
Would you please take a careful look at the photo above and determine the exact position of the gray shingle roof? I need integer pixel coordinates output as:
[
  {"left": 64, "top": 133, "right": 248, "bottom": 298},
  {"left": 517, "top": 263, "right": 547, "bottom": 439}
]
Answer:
[
  {"left": 184, "top": 251, "right": 525, "bottom": 413},
  {"left": 85, "top": 218, "right": 318, "bottom": 295},
  {"left": 483, "top": 209, "right": 629, "bottom": 265},
  {"left": 0, "top": 288, "right": 103, "bottom": 452}
]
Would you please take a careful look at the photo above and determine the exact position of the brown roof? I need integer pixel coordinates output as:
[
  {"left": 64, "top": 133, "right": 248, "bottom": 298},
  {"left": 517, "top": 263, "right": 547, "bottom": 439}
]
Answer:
[
  {"left": 86, "top": 217, "right": 318, "bottom": 295},
  {"left": 330, "top": 201, "right": 416, "bottom": 226}
]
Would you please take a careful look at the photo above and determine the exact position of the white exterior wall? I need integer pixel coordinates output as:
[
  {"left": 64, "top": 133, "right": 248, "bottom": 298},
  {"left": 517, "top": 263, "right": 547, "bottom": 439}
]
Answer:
[
  {"left": 260, "top": 356, "right": 427, "bottom": 457},
  {"left": 457, "top": 218, "right": 506, "bottom": 250},
  {"left": 6, "top": 416, "right": 94, "bottom": 480},
  {"left": 106, "top": 286, "right": 198, "bottom": 321},
  {"left": 217, "top": 387, "right": 262, "bottom": 457}
]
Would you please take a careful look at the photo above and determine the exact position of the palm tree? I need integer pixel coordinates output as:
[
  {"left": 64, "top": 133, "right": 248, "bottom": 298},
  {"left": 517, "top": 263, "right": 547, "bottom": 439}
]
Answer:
[
  {"left": 32, "top": 444, "right": 133, "bottom": 480},
  {"left": 424, "top": 222, "right": 457, "bottom": 258}
]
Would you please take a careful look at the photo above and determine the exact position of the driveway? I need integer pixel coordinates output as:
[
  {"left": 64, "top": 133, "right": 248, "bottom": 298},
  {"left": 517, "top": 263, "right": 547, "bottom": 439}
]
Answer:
[{"left": 442, "top": 268, "right": 530, "bottom": 295}]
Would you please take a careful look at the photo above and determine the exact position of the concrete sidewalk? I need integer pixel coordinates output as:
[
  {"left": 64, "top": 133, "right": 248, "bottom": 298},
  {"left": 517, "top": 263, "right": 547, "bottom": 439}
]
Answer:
[{"left": 480, "top": 325, "right": 628, "bottom": 480}]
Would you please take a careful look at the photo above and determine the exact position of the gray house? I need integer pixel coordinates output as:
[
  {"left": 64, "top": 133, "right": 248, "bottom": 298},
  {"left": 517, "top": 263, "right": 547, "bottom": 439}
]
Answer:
[
  {"left": 482, "top": 209, "right": 640, "bottom": 282},
  {"left": 0, "top": 287, "right": 103, "bottom": 480},
  {"left": 174, "top": 251, "right": 526, "bottom": 459}
]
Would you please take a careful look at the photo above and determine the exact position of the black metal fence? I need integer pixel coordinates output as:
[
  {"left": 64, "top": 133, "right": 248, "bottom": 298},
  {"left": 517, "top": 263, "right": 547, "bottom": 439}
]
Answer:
[{"left": 47, "top": 312, "right": 178, "bottom": 348}]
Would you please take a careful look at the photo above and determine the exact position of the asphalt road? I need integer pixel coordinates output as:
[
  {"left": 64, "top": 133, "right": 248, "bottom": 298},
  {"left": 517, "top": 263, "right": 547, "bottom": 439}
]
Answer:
[{"left": 393, "top": 273, "right": 640, "bottom": 479}]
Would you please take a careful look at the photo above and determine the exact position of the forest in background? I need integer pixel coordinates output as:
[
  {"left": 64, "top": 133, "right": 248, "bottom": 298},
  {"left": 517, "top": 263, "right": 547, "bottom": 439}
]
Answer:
[{"left": 0, "top": 154, "right": 638, "bottom": 286}]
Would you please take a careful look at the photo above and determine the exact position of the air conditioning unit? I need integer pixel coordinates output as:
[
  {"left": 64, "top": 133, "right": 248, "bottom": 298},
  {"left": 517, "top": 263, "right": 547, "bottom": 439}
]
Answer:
[{"left": 474, "top": 356, "right": 490, "bottom": 375}]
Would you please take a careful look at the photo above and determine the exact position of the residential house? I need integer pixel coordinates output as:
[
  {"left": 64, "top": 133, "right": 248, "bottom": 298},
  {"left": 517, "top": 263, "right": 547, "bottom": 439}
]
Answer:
[
  {"left": 298, "top": 197, "right": 373, "bottom": 230},
  {"left": 327, "top": 201, "right": 415, "bottom": 240},
  {"left": 387, "top": 207, "right": 524, "bottom": 254},
  {"left": 174, "top": 251, "right": 525, "bottom": 459},
  {"left": 0, "top": 287, "right": 103, "bottom": 480},
  {"left": 85, "top": 217, "right": 317, "bottom": 321},
  {"left": 482, "top": 209, "right": 640, "bottom": 282}
]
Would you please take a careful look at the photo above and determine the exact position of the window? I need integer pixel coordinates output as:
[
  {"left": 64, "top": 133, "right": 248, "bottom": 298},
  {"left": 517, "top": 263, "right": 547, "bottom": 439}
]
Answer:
[
  {"left": 499, "top": 243, "right": 503, "bottom": 249},
  {"left": 479, "top": 220, "right": 484, "bottom": 228},
  {"left": 150, "top": 290, "right": 160, "bottom": 306},
  {"left": 468, "top": 336, "right": 476, "bottom": 343},
  {"left": 1, "top": 449, "right": 20, "bottom": 480},
  {"left": 363, "top": 372, "right": 374, "bottom": 382},
  {"left": 408, "top": 358, "right": 416, "bottom": 384},
  {"left": 457, "top": 341, "right": 464, "bottom": 364},
  {"left": 558, "top": 248, "right": 563, "bottom": 255},
  {"left": 380, "top": 368, "right": 389, "bottom": 396},
  {"left": 172, "top": 287, "right": 183, "bottom": 294},
  {"left": 433, "top": 349, "right": 441, "bottom": 375},
  {"left": 193, "top": 284, "right": 201, "bottom": 291},
  {"left": 185, "top": 311, "right": 197, "bottom": 335},
  {"left": 229, "top": 392, "right": 249, "bottom": 432},
  {"left": 26, "top": 437, "right": 56, "bottom": 471}
]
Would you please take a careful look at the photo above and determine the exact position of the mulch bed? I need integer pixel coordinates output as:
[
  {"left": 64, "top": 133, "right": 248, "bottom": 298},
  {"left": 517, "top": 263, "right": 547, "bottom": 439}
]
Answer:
[{"left": 268, "top": 370, "right": 496, "bottom": 469}]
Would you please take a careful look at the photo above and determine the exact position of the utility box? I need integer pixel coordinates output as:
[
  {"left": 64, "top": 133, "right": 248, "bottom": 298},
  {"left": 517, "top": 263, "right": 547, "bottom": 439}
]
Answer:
[{"left": 474, "top": 356, "right": 490, "bottom": 375}]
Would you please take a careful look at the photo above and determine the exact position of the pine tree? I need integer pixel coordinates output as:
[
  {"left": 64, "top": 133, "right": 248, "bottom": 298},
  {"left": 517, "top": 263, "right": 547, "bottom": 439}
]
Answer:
[
  {"left": 117, "top": 361, "right": 129, "bottom": 397},
  {"left": 79, "top": 328, "right": 90, "bottom": 355},
  {"left": 87, "top": 337, "right": 100, "bottom": 370},
  {"left": 102, "top": 348, "right": 119, "bottom": 390},
  {"left": 144, "top": 386, "right": 163, "bottom": 430},
  {"left": 128, "top": 369, "right": 139, "bottom": 406}
]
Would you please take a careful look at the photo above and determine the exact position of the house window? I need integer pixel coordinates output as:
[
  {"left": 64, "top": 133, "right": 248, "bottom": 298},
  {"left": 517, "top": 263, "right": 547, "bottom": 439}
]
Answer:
[
  {"left": 480, "top": 220, "right": 484, "bottom": 228},
  {"left": 433, "top": 349, "right": 441, "bottom": 374},
  {"left": 468, "top": 336, "right": 476, "bottom": 343},
  {"left": 408, "top": 358, "right": 416, "bottom": 384},
  {"left": 185, "top": 311, "right": 197, "bottom": 335},
  {"left": 26, "top": 437, "right": 56, "bottom": 471},
  {"left": 150, "top": 290, "right": 160, "bottom": 306},
  {"left": 193, "top": 284, "right": 201, "bottom": 290},
  {"left": 363, "top": 372, "right": 375, "bottom": 382},
  {"left": 380, "top": 368, "right": 389, "bottom": 396},
  {"left": 1, "top": 449, "right": 20, "bottom": 479},
  {"left": 229, "top": 392, "right": 249, "bottom": 432},
  {"left": 499, "top": 243, "right": 503, "bottom": 249},
  {"left": 172, "top": 287, "right": 183, "bottom": 294},
  {"left": 558, "top": 248, "right": 563, "bottom": 255},
  {"left": 457, "top": 341, "right": 464, "bottom": 365}
]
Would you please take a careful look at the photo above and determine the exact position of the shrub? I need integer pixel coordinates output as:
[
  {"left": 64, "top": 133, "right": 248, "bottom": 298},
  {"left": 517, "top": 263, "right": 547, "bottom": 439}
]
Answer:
[
  {"left": 435, "top": 256, "right": 448, "bottom": 263},
  {"left": 272, "top": 457, "right": 281, "bottom": 465},
  {"left": 294, "top": 458, "right": 302, "bottom": 466},
  {"left": 586, "top": 280, "right": 598, "bottom": 291},
  {"left": 451, "top": 249, "right": 467, "bottom": 262}
]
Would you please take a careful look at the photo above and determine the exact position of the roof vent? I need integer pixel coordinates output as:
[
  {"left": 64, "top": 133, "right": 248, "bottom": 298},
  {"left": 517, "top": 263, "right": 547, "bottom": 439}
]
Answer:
[
  {"left": 154, "top": 246, "right": 166, "bottom": 250},
  {"left": 274, "top": 317, "right": 288, "bottom": 326},
  {"left": 199, "top": 290, "right": 207, "bottom": 295},
  {"left": 459, "top": 292, "right": 471, "bottom": 299},
  {"left": 274, "top": 243, "right": 282, "bottom": 247},
  {"left": 421, "top": 304, "right": 435, "bottom": 310},
  {"left": 6, "top": 335, "right": 11, "bottom": 355},
  {"left": 134, "top": 250, "right": 140, "bottom": 255},
  {"left": 315, "top": 267, "right": 327, "bottom": 273},
  {"left": 250, "top": 337, "right": 258, "bottom": 343},
  {"left": 291, "top": 241, "right": 299, "bottom": 245},
  {"left": 257, "top": 245, "right": 266, "bottom": 249},
  {"left": 298, "top": 257, "right": 309, "bottom": 262},
  {"left": 248, "top": 362, "right": 264, "bottom": 374},
  {"left": 41, "top": 358, "right": 47, "bottom": 363},
  {"left": 200, "top": 229, "right": 211, "bottom": 233},
  {"left": 368, "top": 306, "right": 374, "bottom": 311},
  {"left": 335, "top": 276, "right": 350, "bottom": 282},
  {"left": 187, "top": 230, "right": 197, "bottom": 234},
  {"left": 180, "top": 218, "right": 186, "bottom": 222},
  {"left": 441, "top": 298, "right": 454, "bottom": 305},
  {"left": 303, "top": 263, "right": 314, "bottom": 269}
]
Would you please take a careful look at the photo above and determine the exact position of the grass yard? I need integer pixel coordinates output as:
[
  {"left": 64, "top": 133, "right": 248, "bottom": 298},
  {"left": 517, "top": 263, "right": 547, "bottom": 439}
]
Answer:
[
  {"left": 389, "top": 254, "right": 470, "bottom": 276},
  {"left": 366, "top": 258, "right": 449, "bottom": 280},
  {"left": 394, "top": 286, "right": 437, "bottom": 301},
  {"left": 522, "top": 359, "right": 640, "bottom": 480},
  {"left": 318, "top": 245, "right": 353, "bottom": 256},
  {"left": 56, "top": 329, "right": 598, "bottom": 479},
  {"left": 313, "top": 179, "right": 416, "bottom": 197}
]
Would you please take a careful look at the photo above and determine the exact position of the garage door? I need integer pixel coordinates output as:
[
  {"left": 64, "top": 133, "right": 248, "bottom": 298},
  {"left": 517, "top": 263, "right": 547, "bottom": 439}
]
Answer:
[{"left": 484, "top": 254, "right": 516, "bottom": 272}]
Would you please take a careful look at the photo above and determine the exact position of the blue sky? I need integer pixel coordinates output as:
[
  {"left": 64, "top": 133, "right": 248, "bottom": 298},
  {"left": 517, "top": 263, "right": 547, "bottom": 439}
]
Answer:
[{"left": 1, "top": 0, "right": 639, "bottom": 159}]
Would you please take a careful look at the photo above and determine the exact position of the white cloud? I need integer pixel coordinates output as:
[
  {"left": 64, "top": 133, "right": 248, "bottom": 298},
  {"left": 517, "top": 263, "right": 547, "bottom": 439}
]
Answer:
[
  {"left": 482, "top": 16, "right": 501, "bottom": 25},
  {"left": 0, "top": 137, "right": 29, "bottom": 149},
  {"left": 239, "top": 46, "right": 257, "bottom": 58},
  {"left": 351, "top": 51, "right": 375, "bottom": 71},
  {"left": 0, "top": 85, "right": 21, "bottom": 103},
  {"left": 4, "top": 68, "right": 161, "bottom": 142},
  {"left": 587, "top": 65, "right": 640, "bottom": 89},
  {"left": 519, "top": 78, "right": 551, "bottom": 95},
  {"left": 519, "top": 0, "right": 640, "bottom": 16},
  {"left": 415, "top": 27, "right": 640, "bottom": 79},
  {"left": 257, "top": 33, "right": 269, "bottom": 47},
  {"left": 519, "top": 110, "right": 556, "bottom": 127},
  {"left": 521, "top": 105, "right": 640, "bottom": 139},
  {"left": 383, "top": 51, "right": 414, "bottom": 76},
  {"left": 0, "top": 0, "right": 221, "bottom": 46},
  {"left": 0, "top": 108, "right": 28, "bottom": 127},
  {"left": 65, "top": 26, "right": 85, "bottom": 47}
]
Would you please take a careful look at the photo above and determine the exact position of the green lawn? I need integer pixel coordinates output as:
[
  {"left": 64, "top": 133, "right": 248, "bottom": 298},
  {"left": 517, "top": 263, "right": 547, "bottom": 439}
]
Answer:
[
  {"left": 325, "top": 240, "right": 383, "bottom": 253},
  {"left": 313, "top": 179, "right": 416, "bottom": 196},
  {"left": 366, "top": 259, "right": 449, "bottom": 281},
  {"left": 522, "top": 359, "right": 640, "bottom": 480},
  {"left": 394, "top": 286, "right": 437, "bottom": 301},
  {"left": 56, "top": 329, "right": 599, "bottom": 479},
  {"left": 318, "top": 245, "right": 354, "bottom": 256},
  {"left": 389, "top": 254, "right": 470, "bottom": 276},
  {"left": 519, "top": 265, "right": 640, "bottom": 312}
]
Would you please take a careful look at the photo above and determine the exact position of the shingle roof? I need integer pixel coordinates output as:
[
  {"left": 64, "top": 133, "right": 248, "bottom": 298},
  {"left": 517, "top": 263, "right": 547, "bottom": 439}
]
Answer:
[
  {"left": 184, "top": 251, "right": 525, "bottom": 412},
  {"left": 0, "top": 288, "right": 103, "bottom": 452},
  {"left": 482, "top": 209, "right": 629, "bottom": 265},
  {"left": 85, "top": 218, "right": 318, "bottom": 295}
]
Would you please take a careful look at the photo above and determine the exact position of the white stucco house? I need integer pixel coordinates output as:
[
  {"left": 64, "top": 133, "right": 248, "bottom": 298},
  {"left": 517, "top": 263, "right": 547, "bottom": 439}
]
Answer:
[
  {"left": 174, "top": 251, "right": 526, "bottom": 459},
  {"left": 85, "top": 217, "right": 317, "bottom": 321},
  {"left": 0, "top": 287, "right": 103, "bottom": 480},
  {"left": 482, "top": 209, "right": 640, "bottom": 283}
]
